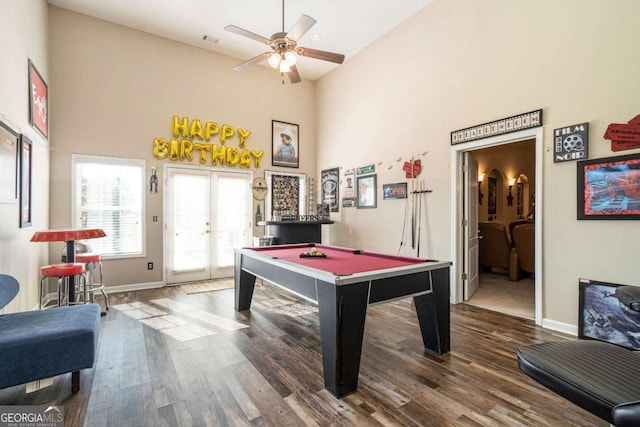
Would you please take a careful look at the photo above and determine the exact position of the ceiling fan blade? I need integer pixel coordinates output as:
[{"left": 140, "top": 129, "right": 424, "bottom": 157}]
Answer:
[
  {"left": 288, "top": 65, "right": 302, "bottom": 84},
  {"left": 233, "top": 52, "right": 273, "bottom": 72},
  {"left": 287, "top": 14, "right": 316, "bottom": 41},
  {"left": 296, "top": 47, "right": 345, "bottom": 64},
  {"left": 224, "top": 25, "right": 271, "bottom": 45}
]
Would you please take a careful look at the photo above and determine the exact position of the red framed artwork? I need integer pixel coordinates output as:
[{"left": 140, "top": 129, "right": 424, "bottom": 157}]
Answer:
[
  {"left": 577, "top": 153, "right": 640, "bottom": 220},
  {"left": 28, "top": 59, "right": 48, "bottom": 139}
]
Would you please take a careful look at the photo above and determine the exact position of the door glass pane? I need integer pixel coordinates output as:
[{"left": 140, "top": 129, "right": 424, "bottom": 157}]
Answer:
[
  {"left": 215, "top": 175, "right": 248, "bottom": 267},
  {"left": 173, "top": 174, "right": 208, "bottom": 271}
]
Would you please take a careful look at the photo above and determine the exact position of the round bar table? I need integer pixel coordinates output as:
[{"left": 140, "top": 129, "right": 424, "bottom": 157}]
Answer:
[{"left": 31, "top": 228, "right": 106, "bottom": 303}]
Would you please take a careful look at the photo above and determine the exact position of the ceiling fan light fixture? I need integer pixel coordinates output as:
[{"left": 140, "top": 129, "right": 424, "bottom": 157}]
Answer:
[
  {"left": 283, "top": 51, "right": 297, "bottom": 66},
  {"left": 279, "top": 61, "right": 291, "bottom": 73},
  {"left": 268, "top": 52, "right": 281, "bottom": 68}
]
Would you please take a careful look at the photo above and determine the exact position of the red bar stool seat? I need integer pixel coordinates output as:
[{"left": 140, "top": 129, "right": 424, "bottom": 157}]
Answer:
[
  {"left": 75, "top": 252, "right": 108, "bottom": 312},
  {"left": 39, "top": 263, "right": 86, "bottom": 309}
]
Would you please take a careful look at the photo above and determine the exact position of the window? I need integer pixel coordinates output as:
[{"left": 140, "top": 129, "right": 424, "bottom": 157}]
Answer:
[{"left": 72, "top": 154, "right": 145, "bottom": 258}]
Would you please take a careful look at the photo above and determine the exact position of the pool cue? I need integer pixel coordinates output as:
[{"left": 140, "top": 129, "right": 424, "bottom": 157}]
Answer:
[
  {"left": 416, "top": 180, "right": 423, "bottom": 257},
  {"left": 398, "top": 195, "right": 409, "bottom": 254},
  {"left": 411, "top": 157, "right": 416, "bottom": 249}
]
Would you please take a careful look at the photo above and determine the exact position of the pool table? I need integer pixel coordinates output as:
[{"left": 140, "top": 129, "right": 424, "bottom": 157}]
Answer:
[{"left": 234, "top": 243, "right": 451, "bottom": 398}]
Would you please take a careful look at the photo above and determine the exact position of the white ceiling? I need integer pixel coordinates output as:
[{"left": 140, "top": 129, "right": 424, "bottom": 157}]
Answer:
[{"left": 47, "top": 0, "right": 433, "bottom": 81}]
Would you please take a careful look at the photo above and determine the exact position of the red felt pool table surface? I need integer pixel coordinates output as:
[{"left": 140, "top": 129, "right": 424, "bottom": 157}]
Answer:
[{"left": 251, "top": 244, "right": 426, "bottom": 276}]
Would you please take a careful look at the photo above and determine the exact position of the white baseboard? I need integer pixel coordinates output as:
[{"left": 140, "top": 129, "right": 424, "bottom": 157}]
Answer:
[
  {"left": 103, "top": 281, "right": 164, "bottom": 293},
  {"left": 541, "top": 318, "right": 578, "bottom": 337}
]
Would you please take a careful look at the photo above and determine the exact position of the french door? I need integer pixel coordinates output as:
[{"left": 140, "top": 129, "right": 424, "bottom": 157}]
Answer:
[{"left": 165, "top": 166, "right": 251, "bottom": 284}]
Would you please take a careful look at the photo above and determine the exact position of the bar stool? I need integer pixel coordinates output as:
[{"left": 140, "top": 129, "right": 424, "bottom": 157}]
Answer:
[
  {"left": 39, "top": 263, "right": 86, "bottom": 309},
  {"left": 75, "top": 252, "right": 109, "bottom": 312}
]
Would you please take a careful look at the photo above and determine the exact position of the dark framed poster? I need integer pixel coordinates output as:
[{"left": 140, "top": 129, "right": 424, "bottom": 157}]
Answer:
[
  {"left": 577, "top": 152, "right": 640, "bottom": 220},
  {"left": 579, "top": 278, "right": 640, "bottom": 350},
  {"left": 321, "top": 167, "right": 339, "bottom": 212}
]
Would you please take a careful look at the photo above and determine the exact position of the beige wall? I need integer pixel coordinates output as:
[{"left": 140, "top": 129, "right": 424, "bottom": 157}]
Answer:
[
  {"left": 316, "top": 0, "right": 640, "bottom": 330},
  {"left": 0, "top": 0, "right": 50, "bottom": 313},
  {"left": 47, "top": 7, "right": 317, "bottom": 288}
]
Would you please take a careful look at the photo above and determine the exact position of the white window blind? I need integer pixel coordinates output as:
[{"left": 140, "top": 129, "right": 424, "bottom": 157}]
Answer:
[{"left": 72, "top": 155, "right": 145, "bottom": 257}]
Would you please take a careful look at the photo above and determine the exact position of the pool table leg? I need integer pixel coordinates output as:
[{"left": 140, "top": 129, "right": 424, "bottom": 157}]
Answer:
[
  {"left": 234, "top": 253, "right": 256, "bottom": 311},
  {"left": 317, "top": 280, "right": 370, "bottom": 399},
  {"left": 413, "top": 267, "right": 450, "bottom": 354}
]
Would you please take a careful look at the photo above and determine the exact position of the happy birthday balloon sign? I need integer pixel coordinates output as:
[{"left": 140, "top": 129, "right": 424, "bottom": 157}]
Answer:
[{"left": 153, "top": 116, "right": 264, "bottom": 168}]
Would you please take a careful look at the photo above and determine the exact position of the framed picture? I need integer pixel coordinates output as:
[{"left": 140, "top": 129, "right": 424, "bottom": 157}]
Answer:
[
  {"left": 488, "top": 177, "right": 497, "bottom": 215},
  {"left": 357, "top": 174, "right": 377, "bottom": 209},
  {"left": 342, "top": 198, "right": 356, "bottom": 208},
  {"left": 0, "top": 120, "right": 18, "bottom": 204},
  {"left": 272, "top": 120, "right": 299, "bottom": 168},
  {"left": 19, "top": 134, "right": 33, "bottom": 227},
  {"left": 28, "top": 59, "right": 48, "bottom": 139},
  {"left": 264, "top": 170, "right": 306, "bottom": 220},
  {"left": 578, "top": 278, "right": 640, "bottom": 350},
  {"left": 577, "top": 152, "right": 640, "bottom": 220},
  {"left": 516, "top": 182, "right": 524, "bottom": 217},
  {"left": 321, "top": 167, "right": 339, "bottom": 212}
]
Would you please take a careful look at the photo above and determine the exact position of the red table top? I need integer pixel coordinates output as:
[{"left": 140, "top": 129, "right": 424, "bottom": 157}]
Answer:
[
  {"left": 31, "top": 228, "right": 106, "bottom": 242},
  {"left": 252, "top": 244, "right": 426, "bottom": 276}
]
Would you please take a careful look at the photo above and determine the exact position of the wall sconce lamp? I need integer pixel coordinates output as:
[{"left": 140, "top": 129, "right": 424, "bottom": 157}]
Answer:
[
  {"left": 507, "top": 177, "right": 516, "bottom": 206},
  {"left": 478, "top": 173, "right": 485, "bottom": 205}
]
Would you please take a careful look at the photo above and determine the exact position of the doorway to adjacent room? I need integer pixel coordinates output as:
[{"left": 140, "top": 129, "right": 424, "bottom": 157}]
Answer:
[
  {"left": 450, "top": 127, "right": 542, "bottom": 324},
  {"left": 164, "top": 166, "right": 252, "bottom": 284}
]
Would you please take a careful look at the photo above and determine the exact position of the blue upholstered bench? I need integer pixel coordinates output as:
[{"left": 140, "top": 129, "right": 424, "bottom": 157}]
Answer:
[{"left": 0, "top": 274, "right": 100, "bottom": 393}]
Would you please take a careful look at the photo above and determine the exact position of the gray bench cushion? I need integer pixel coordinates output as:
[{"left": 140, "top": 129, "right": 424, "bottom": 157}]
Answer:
[{"left": 517, "top": 340, "right": 640, "bottom": 425}]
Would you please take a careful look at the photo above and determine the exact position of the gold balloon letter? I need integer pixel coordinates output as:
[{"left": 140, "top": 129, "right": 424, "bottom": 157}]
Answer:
[
  {"left": 250, "top": 150, "right": 264, "bottom": 168},
  {"left": 226, "top": 147, "right": 240, "bottom": 166},
  {"left": 153, "top": 137, "right": 169, "bottom": 159},
  {"left": 169, "top": 139, "right": 180, "bottom": 161},
  {"left": 172, "top": 116, "right": 188, "bottom": 138},
  {"left": 237, "top": 128, "right": 251, "bottom": 148},
  {"left": 239, "top": 149, "right": 252, "bottom": 168},
  {"left": 205, "top": 122, "right": 219, "bottom": 141},
  {"left": 211, "top": 144, "right": 226, "bottom": 166},
  {"left": 220, "top": 124, "right": 235, "bottom": 144},
  {"left": 190, "top": 119, "right": 204, "bottom": 140},
  {"left": 194, "top": 143, "right": 211, "bottom": 164},
  {"left": 181, "top": 139, "right": 194, "bottom": 161}
]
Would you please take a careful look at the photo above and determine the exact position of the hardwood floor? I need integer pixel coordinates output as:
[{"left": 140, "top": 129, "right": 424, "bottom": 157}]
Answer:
[{"left": 0, "top": 282, "right": 606, "bottom": 426}]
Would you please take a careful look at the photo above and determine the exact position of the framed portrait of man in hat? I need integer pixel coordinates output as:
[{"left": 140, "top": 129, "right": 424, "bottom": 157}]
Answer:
[{"left": 272, "top": 120, "right": 299, "bottom": 168}]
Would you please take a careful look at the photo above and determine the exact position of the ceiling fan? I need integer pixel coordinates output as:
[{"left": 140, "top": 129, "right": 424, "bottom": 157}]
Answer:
[{"left": 224, "top": 0, "right": 345, "bottom": 84}]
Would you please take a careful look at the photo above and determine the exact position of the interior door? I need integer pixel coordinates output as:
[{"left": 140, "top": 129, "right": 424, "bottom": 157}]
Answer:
[
  {"left": 463, "top": 153, "right": 480, "bottom": 300},
  {"left": 166, "top": 167, "right": 251, "bottom": 284}
]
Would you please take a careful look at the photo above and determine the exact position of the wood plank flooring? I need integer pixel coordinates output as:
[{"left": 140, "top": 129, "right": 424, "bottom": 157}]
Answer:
[{"left": 0, "top": 281, "right": 607, "bottom": 426}]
